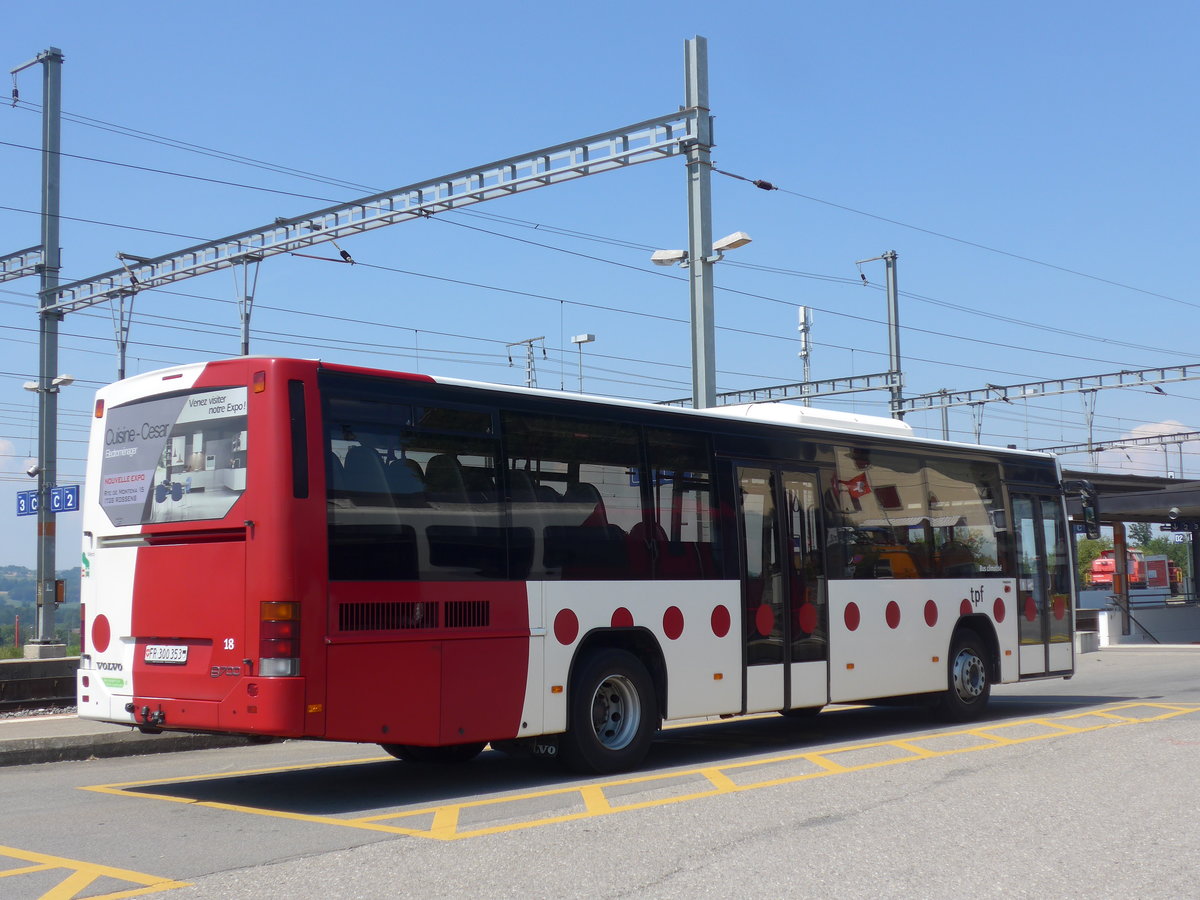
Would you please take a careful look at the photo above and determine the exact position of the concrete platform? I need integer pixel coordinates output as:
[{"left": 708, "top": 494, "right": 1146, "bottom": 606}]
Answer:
[{"left": 0, "top": 713, "right": 253, "bottom": 767}]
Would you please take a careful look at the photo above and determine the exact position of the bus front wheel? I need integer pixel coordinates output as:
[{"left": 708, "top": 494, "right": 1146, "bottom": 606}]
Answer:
[
  {"left": 937, "top": 630, "right": 991, "bottom": 721},
  {"left": 561, "top": 648, "right": 659, "bottom": 774}
]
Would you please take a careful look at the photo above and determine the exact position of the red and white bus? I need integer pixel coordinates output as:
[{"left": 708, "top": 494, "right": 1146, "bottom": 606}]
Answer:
[{"left": 78, "top": 357, "right": 1078, "bottom": 773}]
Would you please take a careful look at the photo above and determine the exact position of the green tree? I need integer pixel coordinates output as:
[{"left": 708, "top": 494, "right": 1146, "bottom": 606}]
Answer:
[{"left": 1127, "top": 522, "right": 1155, "bottom": 546}]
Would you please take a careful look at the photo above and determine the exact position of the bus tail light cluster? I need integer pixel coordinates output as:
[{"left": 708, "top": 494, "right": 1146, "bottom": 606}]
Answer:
[{"left": 259, "top": 601, "right": 300, "bottom": 677}]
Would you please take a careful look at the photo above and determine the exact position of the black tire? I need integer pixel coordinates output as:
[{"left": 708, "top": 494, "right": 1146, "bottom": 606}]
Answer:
[
  {"left": 380, "top": 742, "right": 486, "bottom": 764},
  {"left": 560, "top": 648, "right": 659, "bottom": 774},
  {"left": 936, "top": 630, "right": 991, "bottom": 721},
  {"left": 779, "top": 705, "right": 823, "bottom": 719}
]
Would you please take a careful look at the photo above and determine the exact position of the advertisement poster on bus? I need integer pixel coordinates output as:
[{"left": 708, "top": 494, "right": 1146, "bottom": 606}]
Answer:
[{"left": 99, "top": 387, "right": 248, "bottom": 526}]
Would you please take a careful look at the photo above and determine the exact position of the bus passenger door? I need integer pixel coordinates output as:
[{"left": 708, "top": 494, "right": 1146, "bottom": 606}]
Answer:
[
  {"left": 1012, "top": 492, "right": 1074, "bottom": 676},
  {"left": 736, "top": 465, "right": 829, "bottom": 713}
]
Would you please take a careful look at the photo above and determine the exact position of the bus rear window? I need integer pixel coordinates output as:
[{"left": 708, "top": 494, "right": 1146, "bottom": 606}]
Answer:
[{"left": 99, "top": 386, "right": 249, "bottom": 527}]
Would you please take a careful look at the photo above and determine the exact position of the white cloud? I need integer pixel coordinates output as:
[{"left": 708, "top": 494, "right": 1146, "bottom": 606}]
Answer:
[
  {"left": 1107, "top": 420, "right": 1200, "bottom": 479},
  {"left": 0, "top": 438, "right": 27, "bottom": 475}
]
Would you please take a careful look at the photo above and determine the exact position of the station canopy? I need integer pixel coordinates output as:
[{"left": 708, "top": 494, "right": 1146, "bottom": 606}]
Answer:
[{"left": 1063, "top": 469, "right": 1200, "bottom": 525}]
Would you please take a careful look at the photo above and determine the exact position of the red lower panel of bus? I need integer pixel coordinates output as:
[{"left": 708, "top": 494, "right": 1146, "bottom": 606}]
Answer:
[
  {"left": 323, "top": 636, "right": 531, "bottom": 745},
  {"left": 323, "top": 582, "right": 532, "bottom": 746},
  {"left": 131, "top": 676, "right": 306, "bottom": 736}
]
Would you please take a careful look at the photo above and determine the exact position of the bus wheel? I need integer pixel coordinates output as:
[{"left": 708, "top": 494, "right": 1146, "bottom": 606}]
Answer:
[
  {"left": 380, "top": 742, "right": 486, "bottom": 764},
  {"left": 561, "top": 648, "right": 659, "bottom": 774},
  {"left": 937, "top": 630, "right": 991, "bottom": 721}
]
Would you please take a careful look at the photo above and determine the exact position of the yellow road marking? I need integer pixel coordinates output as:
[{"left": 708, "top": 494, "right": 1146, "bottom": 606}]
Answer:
[
  {"left": 579, "top": 784, "right": 613, "bottom": 814},
  {"left": 82, "top": 701, "right": 1200, "bottom": 843},
  {"left": 890, "top": 740, "right": 937, "bottom": 758},
  {"left": 0, "top": 844, "right": 188, "bottom": 899},
  {"left": 806, "top": 754, "right": 852, "bottom": 773},
  {"left": 429, "top": 805, "right": 461, "bottom": 840},
  {"left": 700, "top": 767, "right": 739, "bottom": 791}
]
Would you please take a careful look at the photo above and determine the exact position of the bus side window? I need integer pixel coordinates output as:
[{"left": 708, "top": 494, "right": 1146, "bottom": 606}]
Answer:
[
  {"left": 502, "top": 411, "right": 641, "bottom": 581},
  {"left": 327, "top": 442, "right": 416, "bottom": 581},
  {"left": 644, "top": 428, "right": 719, "bottom": 580}
]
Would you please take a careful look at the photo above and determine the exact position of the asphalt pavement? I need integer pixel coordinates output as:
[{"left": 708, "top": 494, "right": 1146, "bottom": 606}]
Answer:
[{"left": 1, "top": 643, "right": 1192, "bottom": 767}]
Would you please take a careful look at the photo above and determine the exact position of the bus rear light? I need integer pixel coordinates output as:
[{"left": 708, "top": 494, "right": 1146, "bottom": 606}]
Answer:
[
  {"left": 253, "top": 370, "right": 266, "bottom": 393},
  {"left": 258, "top": 659, "right": 299, "bottom": 676},
  {"left": 259, "top": 601, "right": 300, "bottom": 676},
  {"left": 261, "top": 601, "right": 299, "bottom": 620},
  {"left": 262, "top": 619, "right": 298, "bottom": 639},
  {"left": 260, "top": 638, "right": 298, "bottom": 657}
]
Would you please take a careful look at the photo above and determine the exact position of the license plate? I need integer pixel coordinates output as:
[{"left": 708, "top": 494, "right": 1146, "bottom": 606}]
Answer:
[{"left": 144, "top": 644, "right": 188, "bottom": 664}]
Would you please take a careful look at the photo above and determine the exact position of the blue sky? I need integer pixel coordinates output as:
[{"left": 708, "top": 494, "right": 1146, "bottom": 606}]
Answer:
[{"left": 2, "top": 1, "right": 1198, "bottom": 567}]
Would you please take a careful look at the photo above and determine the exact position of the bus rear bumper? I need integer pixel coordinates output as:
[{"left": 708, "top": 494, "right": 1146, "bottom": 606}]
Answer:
[{"left": 128, "top": 677, "right": 307, "bottom": 737}]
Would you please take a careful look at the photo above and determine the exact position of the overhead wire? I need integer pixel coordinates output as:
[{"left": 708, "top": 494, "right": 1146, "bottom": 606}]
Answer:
[
  {"left": 1, "top": 160, "right": 1191, "bottom": 381},
  {"left": 4, "top": 127, "right": 1195, "bottom": 367},
  {"left": 18, "top": 95, "right": 1194, "bottom": 321},
  {"left": 5, "top": 105, "right": 1196, "bottom": 450},
  {"left": 712, "top": 166, "right": 1200, "bottom": 311}
]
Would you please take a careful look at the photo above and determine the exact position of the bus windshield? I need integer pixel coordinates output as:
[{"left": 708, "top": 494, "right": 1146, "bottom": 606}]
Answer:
[{"left": 99, "top": 385, "right": 249, "bottom": 526}]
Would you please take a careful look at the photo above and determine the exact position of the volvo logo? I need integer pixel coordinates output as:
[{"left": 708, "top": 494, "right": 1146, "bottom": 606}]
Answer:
[{"left": 210, "top": 665, "right": 242, "bottom": 678}]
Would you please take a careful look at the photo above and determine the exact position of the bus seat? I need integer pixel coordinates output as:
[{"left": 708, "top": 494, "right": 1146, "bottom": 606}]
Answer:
[
  {"left": 327, "top": 450, "right": 346, "bottom": 492},
  {"left": 563, "top": 481, "right": 608, "bottom": 527},
  {"left": 386, "top": 457, "right": 427, "bottom": 504},
  {"left": 507, "top": 469, "right": 538, "bottom": 502},
  {"left": 463, "top": 467, "right": 496, "bottom": 502},
  {"left": 628, "top": 520, "right": 665, "bottom": 550},
  {"left": 342, "top": 445, "right": 390, "bottom": 497},
  {"left": 535, "top": 484, "right": 562, "bottom": 503},
  {"left": 425, "top": 454, "right": 469, "bottom": 503},
  {"left": 626, "top": 520, "right": 662, "bottom": 578},
  {"left": 631, "top": 520, "right": 702, "bottom": 579}
]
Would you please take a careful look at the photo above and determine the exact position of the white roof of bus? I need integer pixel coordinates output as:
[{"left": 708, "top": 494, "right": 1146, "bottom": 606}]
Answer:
[{"left": 105, "top": 358, "right": 1057, "bottom": 462}]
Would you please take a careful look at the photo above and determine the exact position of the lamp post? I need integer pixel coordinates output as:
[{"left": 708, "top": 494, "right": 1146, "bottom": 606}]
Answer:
[
  {"left": 22, "top": 373, "right": 73, "bottom": 656},
  {"left": 571, "top": 333, "right": 595, "bottom": 392},
  {"left": 11, "top": 47, "right": 67, "bottom": 657},
  {"left": 855, "top": 250, "right": 904, "bottom": 419}
]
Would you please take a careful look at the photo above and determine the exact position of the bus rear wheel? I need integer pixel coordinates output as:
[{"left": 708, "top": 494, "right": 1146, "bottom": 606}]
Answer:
[
  {"left": 937, "top": 630, "right": 991, "bottom": 721},
  {"left": 381, "top": 742, "right": 486, "bottom": 764},
  {"left": 561, "top": 648, "right": 659, "bottom": 774}
]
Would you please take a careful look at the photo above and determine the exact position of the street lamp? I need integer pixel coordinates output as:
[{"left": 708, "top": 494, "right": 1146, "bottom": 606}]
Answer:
[
  {"left": 571, "top": 333, "right": 596, "bottom": 392},
  {"left": 22, "top": 374, "right": 74, "bottom": 392},
  {"left": 650, "top": 230, "right": 752, "bottom": 268}
]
